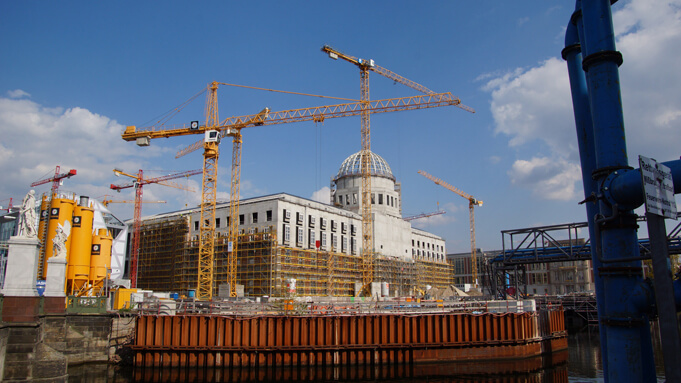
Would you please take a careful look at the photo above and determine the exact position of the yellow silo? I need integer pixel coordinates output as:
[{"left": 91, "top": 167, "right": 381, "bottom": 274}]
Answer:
[
  {"left": 42, "top": 195, "right": 75, "bottom": 279},
  {"left": 90, "top": 228, "right": 112, "bottom": 295},
  {"left": 67, "top": 197, "right": 94, "bottom": 295}
]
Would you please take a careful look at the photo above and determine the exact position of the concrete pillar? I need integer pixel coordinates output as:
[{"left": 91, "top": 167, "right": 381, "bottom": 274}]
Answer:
[
  {"left": 44, "top": 257, "right": 67, "bottom": 297},
  {"left": 1, "top": 236, "right": 40, "bottom": 296}
]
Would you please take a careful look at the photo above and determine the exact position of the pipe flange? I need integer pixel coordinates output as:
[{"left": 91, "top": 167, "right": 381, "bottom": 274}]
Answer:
[
  {"left": 561, "top": 43, "right": 581, "bottom": 61},
  {"left": 600, "top": 167, "right": 638, "bottom": 211},
  {"left": 582, "top": 50, "right": 623, "bottom": 72}
]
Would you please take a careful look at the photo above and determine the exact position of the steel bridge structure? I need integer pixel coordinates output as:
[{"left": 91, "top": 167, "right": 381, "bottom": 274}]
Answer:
[{"left": 488, "top": 215, "right": 681, "bottom": 298}]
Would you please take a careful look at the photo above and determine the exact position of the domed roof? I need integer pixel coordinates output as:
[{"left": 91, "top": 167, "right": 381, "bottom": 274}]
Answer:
[{"left": 335, "top": 150, "right": 394, "bottom": 180}]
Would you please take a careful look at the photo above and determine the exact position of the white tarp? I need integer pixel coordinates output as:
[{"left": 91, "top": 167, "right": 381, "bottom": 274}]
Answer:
[{"left": 91, "top": 199, "right": 127, "bottom": 280}]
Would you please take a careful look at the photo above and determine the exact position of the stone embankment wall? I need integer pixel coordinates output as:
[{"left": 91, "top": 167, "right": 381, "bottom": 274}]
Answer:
[{"left": 0, "top": 310, "right": 136, "bottom": 382}]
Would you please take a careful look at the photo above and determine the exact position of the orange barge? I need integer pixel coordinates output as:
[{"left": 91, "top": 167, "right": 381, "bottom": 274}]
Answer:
[{"left": 132, "top": 309, "right": 566, "bottom": 368}]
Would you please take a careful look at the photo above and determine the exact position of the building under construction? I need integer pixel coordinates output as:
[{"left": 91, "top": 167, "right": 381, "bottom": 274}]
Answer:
[{"left": 134, "top": 151, "right": 453, "bottom": 298}]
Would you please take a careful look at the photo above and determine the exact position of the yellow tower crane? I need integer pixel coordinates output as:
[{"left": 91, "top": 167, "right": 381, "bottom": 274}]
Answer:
[
  {"left": 418, "top": 170, "right": 483, "bottom": 288},
  {"left": 321, "top": 45, "right": 475, "bottom": 294},
  {"left": 123, "top": 83, "right": 469, "bottom": 299}
]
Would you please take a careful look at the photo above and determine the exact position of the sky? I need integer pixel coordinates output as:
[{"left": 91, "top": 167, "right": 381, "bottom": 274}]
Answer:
[{"left": 1, "top": 1, "right": 680, "bottom": 254}]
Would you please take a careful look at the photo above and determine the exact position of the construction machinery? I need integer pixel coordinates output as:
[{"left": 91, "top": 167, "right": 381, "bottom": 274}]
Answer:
[
  {"left": 30, "top": 166, "right": 78, "bottom": 278},
  {"left": 404, "top": 203, "right": 446, "bottom": 222},
  {"left": 0, "top": 198, "right": 13, "bottom": 212},
  {"left": 30, "top": 166, "right": 77, "bottom": 195},
  {"left": 321, "top": 45, "right": 474, "bottom": 294},
  {"left": 123, "top": 78, "right": 470, "bottom": 299},
  {"left": 101, "top": 198, "right": 166, "bottom": 207},
  {"left": 418, "top": 170, "right": 483, "bottom": 287},
  {"left": 110, "top": 168, "right": 201, "bottom": 287}
]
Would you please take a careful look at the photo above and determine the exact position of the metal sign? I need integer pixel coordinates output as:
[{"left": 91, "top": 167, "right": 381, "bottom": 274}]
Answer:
[{"left": 639, "top": 155, "right": 677, "bottom": 219}]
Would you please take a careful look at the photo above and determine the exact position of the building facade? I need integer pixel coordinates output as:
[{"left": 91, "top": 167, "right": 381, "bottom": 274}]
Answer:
[{"left": 134, "top": 150, "right": 453, "bottom": 298}]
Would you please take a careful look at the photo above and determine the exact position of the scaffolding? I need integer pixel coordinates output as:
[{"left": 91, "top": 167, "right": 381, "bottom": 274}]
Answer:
[
  {"left": 136, "top": 216, "right": 193, "bottom": 292},
  {"left": 135, "top": 219, "right": 455, "bottom": 298}
]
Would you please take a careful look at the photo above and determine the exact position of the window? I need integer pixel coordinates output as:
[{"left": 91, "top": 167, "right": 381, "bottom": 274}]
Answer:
[
  {"left": 350, "top": 224, "right": 356, "bottom": 236},
  {"left": 378, "top": 193, "right": 383, "bottom": 205},
  {"left": 309, "top": 215, "right": 315, "bottom": 228},
  {"left": 351, "top": 238, "right": 356, "bottom": 254},
  {"left": 216, "top": 218, "right": 221, "bottom": 228},
  {"left": 283, "top": 225, "right": 290, "bottom": 243},
  {"left": 252, "top": 212, "right": 258, "bottom": 224},
  {"left": 297, "top": 227, "right": 303, "bottom": 246},
  {"left": 239, "top": 214, "right": 245, "bottom": 225},
  {"left": 353, "top": 193, "right": 357, "bottom": 204},
  {"left": 371, "top": 193, "right": 375, "bottom": 204},
  {"left": 341, "top": 222, "right": 347, "bottom": 234},
  {"left": 266, "top": 210, "right": 273, "bottom": 222},
  {"left": 339, "top": 195, "right": 343, "bottom": 205},
  {"left": 341, "top": 236, "right": 347, "bottom": 252},
  {"left": 194, "top": 221, "right": 199, "bottom": 231},
  {"left": 309, "top": 229, "right": 316, "bottom": 248},
  {"left": 321, "top": 232, "right": 327, "bottom": 249},
  {"left": 331, "top": 220, "right": 337, "bottom": 232},
  {"left": 332, "top": 233, "right": 337, "bottom": 250},
  {"left": 320, "top": 218, "right": 326, "bottom": 230},
  {"left": 346, "top": 195, "right": 350, "bottom": 205},
  {"left": 296, "top": 212, "right": 303, "bottom": 225},
  {"left": 283, "top": 209, "right": 290, "bottom": 223}
]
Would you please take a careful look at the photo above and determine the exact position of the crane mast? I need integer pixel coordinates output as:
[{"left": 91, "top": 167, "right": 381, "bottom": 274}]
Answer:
[
  {"left": 322, "top": 45, "right": 474, "bottom": 295},
  {"left": 418, "top": 170, "right": 482, "bottom": 288},
  {"left": 198, "top": 82, "right": 221, "bottom": 300}
]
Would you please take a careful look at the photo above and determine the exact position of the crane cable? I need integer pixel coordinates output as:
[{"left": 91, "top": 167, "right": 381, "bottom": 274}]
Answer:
[{"left": 217, "top": 82, "right": 359, "bottom": 102}]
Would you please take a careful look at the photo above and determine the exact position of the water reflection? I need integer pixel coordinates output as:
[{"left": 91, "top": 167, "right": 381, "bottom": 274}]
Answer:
[
  {"left": 67, "top": 328, "right": 668, "bottom": 382},
  {"left": 69, "top": 351, "right": 569, "bottom": 382}
]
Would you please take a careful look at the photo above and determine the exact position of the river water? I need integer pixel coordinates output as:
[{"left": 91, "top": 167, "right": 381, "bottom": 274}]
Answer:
[{"left": 67, "top": 327, "right": 667, "bottom": 382}]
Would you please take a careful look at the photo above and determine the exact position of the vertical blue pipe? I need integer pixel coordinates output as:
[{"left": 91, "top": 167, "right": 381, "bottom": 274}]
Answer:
[
  {"left": 561, "top": 4, "right": 608, "bottom": 378},
  {"left": 579, "top": 1, "right": 656, "bottom": 381}
]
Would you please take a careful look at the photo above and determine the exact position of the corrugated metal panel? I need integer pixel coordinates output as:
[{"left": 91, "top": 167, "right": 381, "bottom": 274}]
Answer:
[{"left": 132, "top": 311, "right": 567, "bottom": 368}]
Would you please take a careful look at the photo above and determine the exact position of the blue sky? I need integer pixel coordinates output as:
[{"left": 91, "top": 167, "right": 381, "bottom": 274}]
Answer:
[{"left": 1, "top": 1, "right": 680, "bottom": 253}]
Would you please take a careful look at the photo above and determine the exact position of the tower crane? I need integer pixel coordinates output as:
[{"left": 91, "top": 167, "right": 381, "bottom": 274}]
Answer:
[
  {"left": 0, "top": 198, "right": 13, "bottom": 212},
  {"left": 30, "top": 166, "right": 77, "bottom": 196},
  {"left": 123, "top": 84, "right": 466, "bottom": 300},
  {"left": 321, "top": 45, "right": 475, "bottom": 294},
  {"left": 404, "top": 203, "right": 446, "bottom": 222},
  {"left": 101, "top": 198, "right": 166, "bottom": 207},
  {"left": 110, "top": 168, "right": 201, "bottom": 288},
  {"left": 418, "top": 170, "right": 483, "bottom": 288}
]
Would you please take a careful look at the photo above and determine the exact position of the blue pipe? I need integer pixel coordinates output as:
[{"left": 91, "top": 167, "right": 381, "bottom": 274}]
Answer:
[
  {"left": 606, "top": 159, "right": 681, "bottom": 210},
  {"left": 562, "top": 6, "right": 610, "bottom": 377},
  {"left": 576, "top": 1, "right": 657, "bottom": 381}
]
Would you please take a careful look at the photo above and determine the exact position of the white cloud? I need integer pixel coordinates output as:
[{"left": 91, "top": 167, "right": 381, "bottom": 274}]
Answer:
[
  {"left": 7, "top": 89, "right": 30, "bottom": 99},
  {"left": 0, "top": 95, "right": 176, "bottom": 218},
  {"left": 410, "top": 201, "right": 459, "bottom": 229},
  {"left": 311, "top": 186, "right": 330, "bottom": 204},
  {"left": 482, "top": 0, "right": 681, "bottom": 200},
  {"left": 508, "top": 157, "right": 582, "bottom": 201}
]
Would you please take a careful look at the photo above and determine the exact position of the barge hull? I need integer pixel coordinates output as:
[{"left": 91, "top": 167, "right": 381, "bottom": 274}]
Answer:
[{"left": 132, "top": 310, "right": 566, "bottom": 368}]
